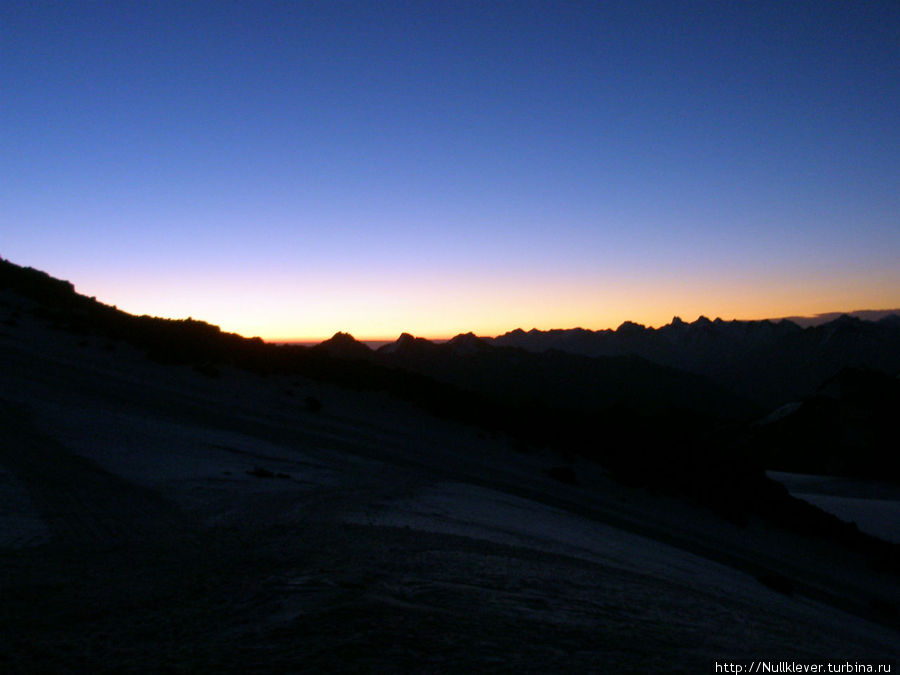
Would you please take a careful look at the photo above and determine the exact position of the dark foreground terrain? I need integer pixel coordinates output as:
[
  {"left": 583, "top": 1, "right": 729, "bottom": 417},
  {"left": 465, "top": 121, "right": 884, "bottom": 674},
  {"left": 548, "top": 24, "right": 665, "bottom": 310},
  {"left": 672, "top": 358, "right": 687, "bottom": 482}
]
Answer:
[{"left": 0, "top": 262, "right": 898, "bottom": 672}]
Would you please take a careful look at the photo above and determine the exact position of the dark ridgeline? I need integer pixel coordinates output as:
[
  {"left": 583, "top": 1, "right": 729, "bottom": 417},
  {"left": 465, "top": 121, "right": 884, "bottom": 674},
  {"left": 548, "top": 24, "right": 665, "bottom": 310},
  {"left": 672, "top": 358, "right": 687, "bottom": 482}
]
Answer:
[
  {"left": 374, "top": 330, "right": 755, "bottom": 419},
  {"left": 491, "top": 315, "right": 900, "bottom": 408},
  {"left": 1, "top": 256, "right": 898, "bottom": 571},
  {"left": 782, "top": 309, "right": 900, "bottom": 327}
]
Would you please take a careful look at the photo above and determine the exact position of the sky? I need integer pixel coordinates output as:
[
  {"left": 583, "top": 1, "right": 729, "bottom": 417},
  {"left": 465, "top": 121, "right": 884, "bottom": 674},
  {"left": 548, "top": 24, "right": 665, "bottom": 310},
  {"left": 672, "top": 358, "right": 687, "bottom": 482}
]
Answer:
[{"left": 3, "top": 1, "right": 899, "bottom": 340}]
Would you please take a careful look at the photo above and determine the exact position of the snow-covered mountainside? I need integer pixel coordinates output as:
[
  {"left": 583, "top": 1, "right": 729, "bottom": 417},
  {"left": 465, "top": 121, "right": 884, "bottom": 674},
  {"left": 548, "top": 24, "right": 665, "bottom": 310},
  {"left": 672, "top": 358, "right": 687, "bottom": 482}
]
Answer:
[{"left": 0, "top": 288, "right": 897, "bottom": 672}]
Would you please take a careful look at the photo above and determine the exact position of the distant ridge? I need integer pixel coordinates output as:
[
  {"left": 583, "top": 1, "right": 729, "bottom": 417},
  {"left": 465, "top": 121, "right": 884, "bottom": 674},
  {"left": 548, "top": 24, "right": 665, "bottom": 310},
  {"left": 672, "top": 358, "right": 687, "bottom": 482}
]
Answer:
[
  {"left": 776, "top": 309, "right": 900, "bottom": 328},
  {"left": 312, "top": 331, "right": 374, "bottom": 360},
  {"left": 300, "top": 313, "right": 900, "bottom": 410},
  {"left": 489, "top": 313, "right": 900, "bottom": 407},
  {"left": 3, "top": 254, "right": 898, "bottom": 413},
  {"left": 0, "top": 256, "right": 747, "bottom": 419}
]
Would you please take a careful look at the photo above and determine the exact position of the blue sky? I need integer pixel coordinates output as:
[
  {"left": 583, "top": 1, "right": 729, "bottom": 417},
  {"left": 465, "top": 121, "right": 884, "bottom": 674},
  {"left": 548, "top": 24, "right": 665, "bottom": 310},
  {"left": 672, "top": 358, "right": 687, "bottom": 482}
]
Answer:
[{"left": 3, "top": 1, "right": 898, "bottom": 339}]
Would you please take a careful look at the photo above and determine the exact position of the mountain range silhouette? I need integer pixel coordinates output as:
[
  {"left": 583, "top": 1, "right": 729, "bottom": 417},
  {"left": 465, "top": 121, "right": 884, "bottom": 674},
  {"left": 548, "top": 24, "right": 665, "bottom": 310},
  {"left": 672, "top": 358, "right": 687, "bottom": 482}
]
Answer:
[
  {"left": 2, "top": 255, "right": 899, "bottom": 585},
  {"left": 313, "top": 311, "right": 900, "bottom": 412},
  {"left": 2, "top": 255, "right": 898, "bottom": 489}
]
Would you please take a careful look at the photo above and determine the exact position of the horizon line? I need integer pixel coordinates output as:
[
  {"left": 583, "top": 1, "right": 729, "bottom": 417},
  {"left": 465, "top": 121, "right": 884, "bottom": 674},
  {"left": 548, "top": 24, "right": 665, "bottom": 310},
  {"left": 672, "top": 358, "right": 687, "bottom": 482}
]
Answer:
[{"left": 263, "top": 308, "right": 900, "bottom": 345}]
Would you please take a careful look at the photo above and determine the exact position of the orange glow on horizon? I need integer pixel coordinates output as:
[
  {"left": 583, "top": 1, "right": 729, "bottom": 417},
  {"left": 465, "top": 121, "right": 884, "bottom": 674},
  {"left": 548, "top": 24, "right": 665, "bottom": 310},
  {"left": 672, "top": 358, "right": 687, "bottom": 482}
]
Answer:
[{"left": 66, "top": 265, "right": 900, "bottom": 345}]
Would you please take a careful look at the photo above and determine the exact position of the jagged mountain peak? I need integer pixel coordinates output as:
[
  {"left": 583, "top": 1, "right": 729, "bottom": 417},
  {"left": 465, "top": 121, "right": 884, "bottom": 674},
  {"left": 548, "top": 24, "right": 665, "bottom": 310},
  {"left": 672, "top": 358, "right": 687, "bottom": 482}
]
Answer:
[
  {"left": 315, "top": 332, "right": 372, "bottom": 359},
  {"left": 447, "top": 332, "right": 491, "bottom": 354},
  {"left": 326, "top": 331, "right": 361, "bottom": 344},
  {"left": 377, "top": 332, "right": 436, "bottom": 355}
]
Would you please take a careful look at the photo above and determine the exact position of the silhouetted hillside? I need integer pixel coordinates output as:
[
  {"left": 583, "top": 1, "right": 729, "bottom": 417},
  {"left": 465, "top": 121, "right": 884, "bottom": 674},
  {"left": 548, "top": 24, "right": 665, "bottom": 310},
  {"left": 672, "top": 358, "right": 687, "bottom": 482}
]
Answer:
[
  {"left": 313, "top": 331, "right": 376, "bottom": 361},
  {"left": 374, "top": 331, "right": 756, "bottom": 420},
  {"left": 2, "top": 256, "right": 897, "bottom": 570},
  {"left": 492, "top": 315, "right": 900, "bottom": 407},
  {"left": 780, "top": 309, "right": 900, "bottom": 327}
]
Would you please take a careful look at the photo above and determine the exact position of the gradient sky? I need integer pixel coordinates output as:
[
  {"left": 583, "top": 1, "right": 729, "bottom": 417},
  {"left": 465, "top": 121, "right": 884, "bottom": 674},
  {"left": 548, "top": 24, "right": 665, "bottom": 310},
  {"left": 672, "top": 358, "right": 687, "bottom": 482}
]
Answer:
[{"left": 3, "top": 1, "right": 899, "bottom": 340}]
